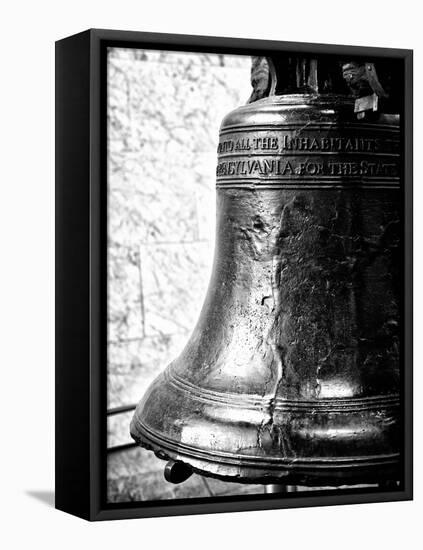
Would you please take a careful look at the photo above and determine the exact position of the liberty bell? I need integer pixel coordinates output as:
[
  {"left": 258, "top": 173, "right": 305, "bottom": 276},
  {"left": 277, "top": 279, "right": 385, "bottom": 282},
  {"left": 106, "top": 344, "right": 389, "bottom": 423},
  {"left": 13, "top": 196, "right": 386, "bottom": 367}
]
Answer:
[{"left": 131, "top": 54, "right": 401, "bottom": 487}]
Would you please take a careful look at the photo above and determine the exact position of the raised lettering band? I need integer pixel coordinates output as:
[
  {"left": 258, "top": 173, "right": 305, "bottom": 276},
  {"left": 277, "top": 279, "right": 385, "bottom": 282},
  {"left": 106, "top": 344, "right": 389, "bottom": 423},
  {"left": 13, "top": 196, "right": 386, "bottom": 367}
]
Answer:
[{"left": 216, "top": 125, "right": 400, "bottom": 189}]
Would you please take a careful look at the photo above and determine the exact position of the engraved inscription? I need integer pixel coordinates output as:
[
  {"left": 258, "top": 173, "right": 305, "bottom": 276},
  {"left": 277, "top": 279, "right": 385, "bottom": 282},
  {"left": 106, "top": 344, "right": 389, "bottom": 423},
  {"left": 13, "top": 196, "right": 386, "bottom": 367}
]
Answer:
[
  {"left": 216, "top": 129, "right": 400, "bottom": 185},
  {"left": 216, "top": 159, "right": 399, "bottom": 178},
  {"left": 217, "top": 135, "right": 388, "bottom": 154}
]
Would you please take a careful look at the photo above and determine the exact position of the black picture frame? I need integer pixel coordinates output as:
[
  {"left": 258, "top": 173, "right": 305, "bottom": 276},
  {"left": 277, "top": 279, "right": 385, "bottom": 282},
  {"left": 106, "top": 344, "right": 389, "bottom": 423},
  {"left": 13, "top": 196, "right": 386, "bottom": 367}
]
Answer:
[{"left": 55, "top": 28, "right": 413, "bottom": 521}]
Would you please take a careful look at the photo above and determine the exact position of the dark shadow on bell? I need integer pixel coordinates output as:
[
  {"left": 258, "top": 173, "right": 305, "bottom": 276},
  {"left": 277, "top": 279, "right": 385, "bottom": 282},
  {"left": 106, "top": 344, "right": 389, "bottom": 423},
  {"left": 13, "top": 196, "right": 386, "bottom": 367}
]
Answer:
[{"left": 26, "top": 490, "right": 55, "bottom": 507}]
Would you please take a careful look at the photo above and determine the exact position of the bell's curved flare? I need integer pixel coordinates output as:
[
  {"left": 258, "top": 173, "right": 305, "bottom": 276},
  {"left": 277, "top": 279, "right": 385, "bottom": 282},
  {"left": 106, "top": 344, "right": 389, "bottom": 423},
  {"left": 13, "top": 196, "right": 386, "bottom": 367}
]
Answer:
[{"left": 131, "top": 91, "right": 401, "bottom": 486}]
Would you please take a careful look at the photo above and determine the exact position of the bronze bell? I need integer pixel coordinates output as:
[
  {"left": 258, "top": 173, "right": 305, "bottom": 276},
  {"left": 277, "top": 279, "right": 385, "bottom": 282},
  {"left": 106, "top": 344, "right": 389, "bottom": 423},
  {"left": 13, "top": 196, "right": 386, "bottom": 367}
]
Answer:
[{"left": 131, "top": 55, "right": 401, "bottom": 487}]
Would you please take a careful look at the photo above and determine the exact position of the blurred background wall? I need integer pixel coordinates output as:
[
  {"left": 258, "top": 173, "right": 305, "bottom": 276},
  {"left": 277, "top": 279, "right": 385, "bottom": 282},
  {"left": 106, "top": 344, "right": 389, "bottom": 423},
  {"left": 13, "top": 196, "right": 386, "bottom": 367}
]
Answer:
[{"left": 107, "top": 47, "right": 261, "bottom": 501}]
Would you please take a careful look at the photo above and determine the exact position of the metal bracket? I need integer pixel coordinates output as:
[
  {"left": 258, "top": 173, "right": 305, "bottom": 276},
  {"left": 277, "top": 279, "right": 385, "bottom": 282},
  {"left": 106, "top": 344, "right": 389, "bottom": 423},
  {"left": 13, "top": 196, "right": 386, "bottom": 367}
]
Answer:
[{"left": 354, "top": 93, "right": 379, "bottom": 119}]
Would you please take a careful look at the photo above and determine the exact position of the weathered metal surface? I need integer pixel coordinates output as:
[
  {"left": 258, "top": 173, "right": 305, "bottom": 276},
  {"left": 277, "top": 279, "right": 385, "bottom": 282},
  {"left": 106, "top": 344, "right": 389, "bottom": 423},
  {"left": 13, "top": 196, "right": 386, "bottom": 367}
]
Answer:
[{"left": 131, "top": 59, "right": 401, "bottom": 486}]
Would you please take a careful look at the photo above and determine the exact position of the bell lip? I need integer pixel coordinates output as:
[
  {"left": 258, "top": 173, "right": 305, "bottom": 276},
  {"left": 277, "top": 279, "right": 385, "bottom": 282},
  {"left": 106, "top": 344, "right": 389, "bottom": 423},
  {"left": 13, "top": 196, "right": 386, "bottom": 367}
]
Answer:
[
  {"left": 130, "top": 365, "right": 401, "bottom": 486},
  {"left": 130, "top": 419, "right": 401, "bottom": 487}
]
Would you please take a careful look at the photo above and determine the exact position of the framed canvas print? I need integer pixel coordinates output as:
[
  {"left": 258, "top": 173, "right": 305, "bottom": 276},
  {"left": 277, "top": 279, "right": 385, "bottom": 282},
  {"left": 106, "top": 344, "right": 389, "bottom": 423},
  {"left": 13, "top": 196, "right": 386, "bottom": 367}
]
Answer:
[{"left": 55, "top": 29, "right": 413, "bottom": 521}]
